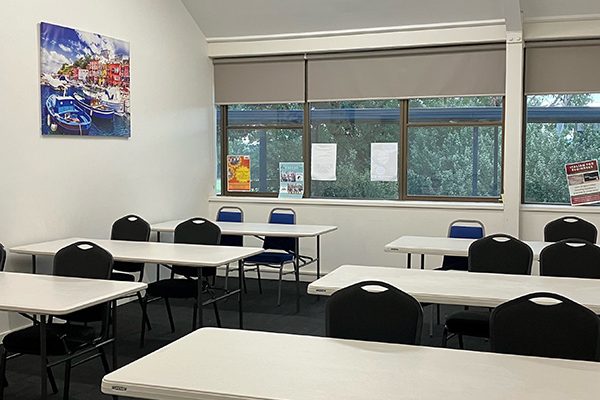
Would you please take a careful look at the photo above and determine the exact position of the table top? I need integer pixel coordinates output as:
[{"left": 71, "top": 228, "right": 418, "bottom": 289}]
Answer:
[
  {"left": 384, "top": 235, "right": 549, "bottom": 260},
  {"left": 10, "top": 238, "right": 264, "bottom": 267},
  {"left": 151, "top": 220, "right": 338, "bottom": 237},
  {"left": 0, "top": 272, "right": 146, "bottom": 315},
  {"left": 102, "top": 327, "right": 600, "bottom": 400},
  {"left": 307, "top": 265, "right": 600, "bottom": 312}
]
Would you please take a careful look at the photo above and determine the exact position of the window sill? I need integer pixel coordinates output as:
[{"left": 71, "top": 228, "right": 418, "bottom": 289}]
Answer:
[
  {"left": 209, "top": 195, "right": 504, "bottom": 211},
  {"left": 520, "top": 204, "right": 600, "bottom": 214}
]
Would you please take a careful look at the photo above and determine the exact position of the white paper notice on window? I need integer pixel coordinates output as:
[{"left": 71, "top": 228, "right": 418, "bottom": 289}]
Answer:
[
  {"left": 371, "top": 143, "right": 398, "bottom": 181},
  {"left": 311, "top": 143, "right": 337, "bottom": 181}
]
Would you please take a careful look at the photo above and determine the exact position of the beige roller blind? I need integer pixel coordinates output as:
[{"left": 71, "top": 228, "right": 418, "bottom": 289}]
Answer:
[
  {"left": 214, "top": 56, "right": 305, "bottom": 104},
  {"left": 525, "top": 40, "right": 600, "bottom": 95},
  {"left": 307, "top": 44, "right": 505, "bottom": 102}
]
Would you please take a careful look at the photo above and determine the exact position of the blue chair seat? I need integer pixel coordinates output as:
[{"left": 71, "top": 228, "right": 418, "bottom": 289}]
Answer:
[{"left": 244, "top": 251, "right": 294, "bottom": 265}]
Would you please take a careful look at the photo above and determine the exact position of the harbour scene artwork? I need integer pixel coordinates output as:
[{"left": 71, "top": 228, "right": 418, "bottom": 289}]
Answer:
[{"left": 40, "top": 22, "right": 130, "bottom": 137}]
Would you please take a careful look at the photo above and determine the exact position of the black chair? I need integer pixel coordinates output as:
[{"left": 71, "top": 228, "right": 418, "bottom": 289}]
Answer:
[
  {"left": 0, "top": 241, "right": 114, "bottom": 400},
  {"left": 544, "top": 216, "right": 597, "bottom": 243},
  {"left": 490, "top": 292, "right": 600, "bottom": 361},
  {"left": 142, "top": 218, "right": 221, "bottom": 346},
  {"left": 243, "top": 208, "right": 300, "bottom": 306},
  {"left": 111, "top": 215, "right": 152, "bottom": 330},
  {"left": 540, "top": 239, "right": 600, "bottom": 279},
  {"left": 442, "top": 234, "right": 533, "bottom": 348},
  {"left": 326, "top": 281, "right": 423, "bottom": 345}
]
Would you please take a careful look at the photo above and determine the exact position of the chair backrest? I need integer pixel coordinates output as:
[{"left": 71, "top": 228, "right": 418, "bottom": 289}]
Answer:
[
  {"left": 53, "top": 241, "right": 113, "bottom": 324},
  {"left": 326, "top": 281, "right": 423, "bottom": 345},
  {"left": 544, "top": 216, "right": 597, "bottom": 243},
  {"left": 111, "top": 215, "right": 151, "bottom": 273},
  {"left": 490, "top": 292, "right": 600, "bottom": 361},
  {"left": 173, "top": 218, "right": 221, "bottom": 277},
  {"left": 441, "top": 220, "right": 485, "bottom": 270},
  {"left": 540, "top": 239, "right": 600, "bottom": 279},
  {"left": 0, "top": 243, "right": 5, "bottom": 272},
  {"left": 263, "top": 208, "right": 297, "bottom": 253},
  {"left": 216, "top": 206, "right": 244, "bottom": 247},
  {"left": 468, "top": 234, "right": 533, "bottom": 275}
]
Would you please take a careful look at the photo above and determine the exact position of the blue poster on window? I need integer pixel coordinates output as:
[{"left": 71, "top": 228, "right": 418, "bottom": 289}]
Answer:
[{"left": 279, "top": 162, "right": 304, "bottom": 199}]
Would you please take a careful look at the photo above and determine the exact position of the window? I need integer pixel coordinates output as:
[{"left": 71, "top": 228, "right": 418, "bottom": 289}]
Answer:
[
  {"left": 524, "top": 93, "right": 600, "bottom": 204},
  {"left": 406, "top": 97, "right": 503, "bottom": 199},
  {"left": 222, "top": 104, "right": 304, "bottom": 195},
  {"left": 218, "top": 96, "right": 504, "bottom": 201},
  {"left": 310, "top": 100, "right": 400, "bottom": 199}
]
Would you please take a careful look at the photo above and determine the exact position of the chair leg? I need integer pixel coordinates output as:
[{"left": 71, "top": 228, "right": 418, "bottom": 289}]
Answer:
[
  {"left": 442, "top": 326, "right": 449, "bottom": 347},
  {"left": 436, "top": 304, "right": 441, "bottom": 325},
  {"left": 164, "top": 298, "right": 175, "bottom": 333},
  {"left": 241, "top": 266, "right": 248, "bottom": 294},
  {"left": 192, "top": 303, "right": 198, "bottom": 331},
  {"left": 458, "top": 334, "right": 464, "bottom": 349},
  {"left": 277, "top": 267, "right": 284, "bottom": 307},
  {"left": 137, "top": 292, "right": 151, "bottom": 331},
  {"left": 99, "top": 347, "right": 111, "bottom": 373},
  {"left": 47, "top": 366, "right": 59, "bottom": 394},
  {"left": 213, "top": 303, "right": 222, "bottom": 327},
  {"left": 256, "top": 266, "right": 262, "bottom": 294},
  {"left": 63, "top": 360, "right": 72, "bottom": 400}
]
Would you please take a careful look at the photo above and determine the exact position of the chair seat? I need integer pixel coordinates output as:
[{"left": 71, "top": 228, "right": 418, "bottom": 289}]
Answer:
[
  {"left": 111, "top": 271, "right": 136, "bottom": 282},
  {"left": 244, "top": 252, "right": 294, "bottom": 265},
  {"left": 3, "top": 323, "right": 97, "bottom": 356},
  {"left": 147, "top": 279, "right": 198, "bottom": 299},
  {"left": 445, "top": 311, "right": 490, "bottom": 338}
]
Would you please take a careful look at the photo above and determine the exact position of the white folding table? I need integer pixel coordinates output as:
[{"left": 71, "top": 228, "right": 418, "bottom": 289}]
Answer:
[
  {"left": 384, "top": 235, "right": 550, "bottom": 269},
  {"left": 10, "top": 238, "right": 263, "bottom": 329},
  {"left": 152, "top": 220, "right": 337, "bottom": 309},
  {"left": 307, "top": 265, "right": 600, "bottom": 313},
  {"left": 0, "top": 271, "right": 146, "bottom": 399},
  {"left": 102, "top": 327, "right": 600, "bottom": 400}
]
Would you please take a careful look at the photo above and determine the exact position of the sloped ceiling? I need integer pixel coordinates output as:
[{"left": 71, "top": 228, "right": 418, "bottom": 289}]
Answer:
[{"left": 181, "top": 0, "right": 600, "bottom": 40}]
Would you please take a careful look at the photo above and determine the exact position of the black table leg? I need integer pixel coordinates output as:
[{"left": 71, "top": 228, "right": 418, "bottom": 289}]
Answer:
[
  {"left": 195, "top": 268, "right": 203, "bottom": 329},
  {"left": 39, "top": 315, "right": 47, "bottom": 400},
  {"left": 112, "top": 300, "right": 118, "bottom": 370},
  {"left": 316, "top": 236, "right": 321, "bottom": 279},
  {"left": 32, "top": 255, "right": 37, "bottom": 274},
  {"left": 238, "top": 260, "right": 244, "bottom": 329},
  {"left": 407, "top": 253, "right": 412, "bottom": 269},
  {"left": 421, "top": 254, "right": 425, "bottom": 270},
  {"left": 295, "top": 256, "right": 300, "bottom": 313}
]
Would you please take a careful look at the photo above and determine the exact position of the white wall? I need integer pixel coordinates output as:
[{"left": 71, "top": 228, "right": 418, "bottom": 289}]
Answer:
[{"left": 0, "top": 0, "right": 213, "bottom": 333}]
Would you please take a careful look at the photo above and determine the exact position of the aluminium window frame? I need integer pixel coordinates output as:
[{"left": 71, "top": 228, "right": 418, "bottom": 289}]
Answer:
[{"left": 219, "top": 97, "right": 506, "bottom": 202}]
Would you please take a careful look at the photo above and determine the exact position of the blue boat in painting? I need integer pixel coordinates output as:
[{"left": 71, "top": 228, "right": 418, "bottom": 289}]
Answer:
[
  {"left": 45, "top": 94, "right": 92, "bottom": 134},
  {"left": 73, "top": 92, "right": 115, "bottom": 120}
]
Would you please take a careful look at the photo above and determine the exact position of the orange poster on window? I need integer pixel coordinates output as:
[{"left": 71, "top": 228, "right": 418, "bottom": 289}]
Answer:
[{"left": 227, "top": 155, "right": 251, "bottom": 191}]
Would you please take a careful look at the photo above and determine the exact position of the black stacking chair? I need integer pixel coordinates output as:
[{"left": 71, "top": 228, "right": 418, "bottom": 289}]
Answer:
[
  {"left": 0, "top": 241, "right": 114, "bottom": 400},
  {"left": 243, "top": 208, "right": 299, "bottom": 306},
  {"left": 111, "top": 215, "right": 151, "bottom": 330},
  {"left": 442, "top": 234, "right": 533, "bottom": 348},
  {"left": 490, "top": 292, "right": 600, "bottom": 361},
  {"left": 142, "top": 218, "right": 221, "bottom": 346},
  {"left": 544, "top": 216, "right": 597, "bottom": 243},
  {"left": 326, "top": 281, "right": 423, "bottom": 345},
  {"left": 540, "top": 239, "right": 600, "bottom": 279}
]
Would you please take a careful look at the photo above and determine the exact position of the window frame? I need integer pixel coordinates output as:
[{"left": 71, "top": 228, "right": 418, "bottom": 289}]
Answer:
[{"left": 218, "top": 97, "right": 506, "bottom": 202}]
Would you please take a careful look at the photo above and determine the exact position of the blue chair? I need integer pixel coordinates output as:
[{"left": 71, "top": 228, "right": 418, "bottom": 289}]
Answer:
[
  {"left": 217, "top": 207, "right": 247, "bottom": 291},
  {"left": 439, "top": 220, "right": 486, "bottom": 271},
  {"left": 243, "top": 208, "right": 298, "bottom": 306}
]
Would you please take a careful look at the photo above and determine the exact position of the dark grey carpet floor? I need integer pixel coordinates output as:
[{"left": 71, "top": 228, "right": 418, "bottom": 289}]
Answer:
[{"left": 2, "top": 277, "right": 489, "bottom": 399}]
